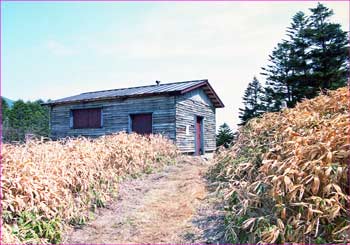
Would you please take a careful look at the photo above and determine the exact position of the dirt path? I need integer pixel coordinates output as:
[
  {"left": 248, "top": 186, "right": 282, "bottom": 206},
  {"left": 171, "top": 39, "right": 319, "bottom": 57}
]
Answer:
[{"left": 64, "top": 156, "right": 226, "bottom": 244}]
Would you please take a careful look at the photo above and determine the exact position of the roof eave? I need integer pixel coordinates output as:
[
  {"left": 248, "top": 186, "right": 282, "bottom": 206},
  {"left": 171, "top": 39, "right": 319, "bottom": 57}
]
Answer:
[
  {"left": 42, "top": 91, "right": 180, "bottom": 106},
  {"left": 180, "top": 80, "right": 225, "bottom": 108}
]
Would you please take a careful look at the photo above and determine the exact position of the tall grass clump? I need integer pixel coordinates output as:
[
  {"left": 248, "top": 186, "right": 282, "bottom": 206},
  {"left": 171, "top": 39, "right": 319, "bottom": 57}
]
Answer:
[
  {"left": 211, "top": 87, "right": 350, "bottom": 244},
  {"left": 1, "top": 132, "right": 177, "bottom": 243}
]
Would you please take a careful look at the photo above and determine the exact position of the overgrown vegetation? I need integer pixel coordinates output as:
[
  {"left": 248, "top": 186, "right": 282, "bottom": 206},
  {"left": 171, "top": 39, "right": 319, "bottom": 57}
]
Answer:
[
  {"left": 211, "top": 87, "right": 350, "bottom": 243},
  {"left": 239, "top": 3, "right": 349, "bottom": 125},
  {"left": 1, "top": 133, "right": 178, "bottom": 243}
]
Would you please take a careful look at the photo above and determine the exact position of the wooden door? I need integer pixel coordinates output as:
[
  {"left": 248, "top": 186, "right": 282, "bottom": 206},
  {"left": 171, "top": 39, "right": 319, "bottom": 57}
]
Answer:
[
  {"left": 195, "top": 116, "right": 203, "bottom": 155},
  {"left": 131, "top": 113, "right": 152, "bottom": 135}
]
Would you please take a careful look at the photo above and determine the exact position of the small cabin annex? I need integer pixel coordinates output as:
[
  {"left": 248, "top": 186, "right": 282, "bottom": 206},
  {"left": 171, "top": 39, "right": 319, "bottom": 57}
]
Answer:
[{"left": 45, "top": 80, "right": 224, "bottom": 155}]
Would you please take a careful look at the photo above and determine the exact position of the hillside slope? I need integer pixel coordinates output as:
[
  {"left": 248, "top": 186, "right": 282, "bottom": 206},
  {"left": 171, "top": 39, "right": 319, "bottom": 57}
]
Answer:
[
  {"left": 2, "top": 96, "right": 14, "bottom": 107},
  {"left": 211, "top": 87, "right": 349, "bottom": 243}
]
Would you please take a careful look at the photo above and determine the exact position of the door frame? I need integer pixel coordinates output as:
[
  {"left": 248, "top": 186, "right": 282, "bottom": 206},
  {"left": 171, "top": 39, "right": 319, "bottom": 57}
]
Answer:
[{"left": 194, "top": 115, "right": 204, "bottom": 155}]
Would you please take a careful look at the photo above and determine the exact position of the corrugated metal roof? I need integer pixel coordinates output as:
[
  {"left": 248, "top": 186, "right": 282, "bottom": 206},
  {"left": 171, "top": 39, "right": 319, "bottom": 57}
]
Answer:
[{"left": 45, "top": 79, "right": 224, "bottom": 108}]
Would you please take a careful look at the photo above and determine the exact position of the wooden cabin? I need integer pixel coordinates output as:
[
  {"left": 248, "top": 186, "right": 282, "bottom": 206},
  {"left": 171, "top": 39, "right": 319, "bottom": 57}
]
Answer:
[{"left": 44, "top": 80, "right": 224, "bottom": 155}]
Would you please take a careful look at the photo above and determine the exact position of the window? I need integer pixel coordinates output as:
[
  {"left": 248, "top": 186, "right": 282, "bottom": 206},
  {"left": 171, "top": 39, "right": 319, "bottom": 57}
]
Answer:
[{"left": 72, "top": 108, "right": 102, "bottom": 129}]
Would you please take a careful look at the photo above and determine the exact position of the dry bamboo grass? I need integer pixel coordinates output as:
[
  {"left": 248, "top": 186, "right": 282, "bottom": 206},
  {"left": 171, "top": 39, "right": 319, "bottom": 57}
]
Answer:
[
  {"left": 1, "top": 132, "right": 177, "bottom": 243},
  {"left": 212, "top": 87, "right": 350, "bottom": 243}
]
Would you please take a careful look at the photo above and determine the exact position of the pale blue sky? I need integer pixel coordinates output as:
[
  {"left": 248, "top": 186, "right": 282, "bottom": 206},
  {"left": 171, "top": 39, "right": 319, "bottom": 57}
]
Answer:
[{"left": 2, "top": 1, "right": 349, "bottom": 129}]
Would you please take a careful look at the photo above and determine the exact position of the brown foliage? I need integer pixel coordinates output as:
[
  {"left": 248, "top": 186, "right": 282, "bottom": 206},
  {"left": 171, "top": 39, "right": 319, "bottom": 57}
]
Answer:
[
  {"left": 213, "top": 87, "right": 350, "bottom": 243},
  {"left": 1, "top": 132, "right": 177, "bottom": 243}
]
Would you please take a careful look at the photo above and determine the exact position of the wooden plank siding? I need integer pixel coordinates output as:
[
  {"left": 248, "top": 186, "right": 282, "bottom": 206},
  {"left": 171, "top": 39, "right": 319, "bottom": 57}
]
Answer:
[
  {"left": 175, "top": 89, "right": 216, "bottom": 153},
  {"left": 50, "top": 87, "right": 217, "bottom": 154},
  {"left": 50, "top": 95, "right": 176, "bottom": 140}
]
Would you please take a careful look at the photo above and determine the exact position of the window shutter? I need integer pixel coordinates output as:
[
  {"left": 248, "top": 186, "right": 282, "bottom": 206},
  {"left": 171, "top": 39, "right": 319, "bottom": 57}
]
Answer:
[{"left": 72, "top": 108, "right": 102, "bottom": 129}]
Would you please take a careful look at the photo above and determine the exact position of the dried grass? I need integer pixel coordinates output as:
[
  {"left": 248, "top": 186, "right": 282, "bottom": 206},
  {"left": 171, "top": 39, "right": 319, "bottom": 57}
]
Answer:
[
  {"left": 212, "top": 87, "right": 350, "bottom": 243},
  {"left": 1, "top": 132, "right": 177, "bottom": 243}
]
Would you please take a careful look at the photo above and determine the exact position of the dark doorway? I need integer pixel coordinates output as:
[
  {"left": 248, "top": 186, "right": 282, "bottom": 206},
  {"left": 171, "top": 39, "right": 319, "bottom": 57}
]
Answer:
[
  {"left": 131, "top": 113, "right": 152, "bottom": 135},
  {"left": 195, "top": 116, "right": 204, "bottom": 155}
]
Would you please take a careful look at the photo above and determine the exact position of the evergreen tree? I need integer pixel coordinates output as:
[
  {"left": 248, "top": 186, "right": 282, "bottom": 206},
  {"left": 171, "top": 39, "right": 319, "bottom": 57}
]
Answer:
[
  {"left": 216, "top": 123, "right": 234, "bottom": 148},
  {"left": 1, "top": 98, "right": 10, "bottom": 121},
  {"left": 261, "top": 3, "right": 349, "bottom": 110},
  {"left": 260, "top": 86, "right": 282, "bottom": 112},
  {"left": 5, "top": 100, "right": 49, "bottom": 142},
  {"left": 261, "top": 41, "right": 293, "bottom": 110},
  {"left": 286, "top": 11, "right": 314, "bottom": 100},
  {"left": 1, "top": 98, "right": 11, "bottom": 140},
  {"left": 238, "top": 77, "right": 264, "bottom": 125},
  {"left": 262, "top": 12, "right": 312, "bottom": 109},
  {"left": 306, "top": 3, "right": 349, "bottom": 90}
]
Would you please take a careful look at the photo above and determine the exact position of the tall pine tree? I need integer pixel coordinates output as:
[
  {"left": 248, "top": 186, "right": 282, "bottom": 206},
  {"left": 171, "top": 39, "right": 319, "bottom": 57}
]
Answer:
[
  {"left": 306, "top": 3, "right": 349, "bottom": 90},
  {"left": 286, "top": 11, "right": 313, "bottom": 100},
  {"left": 238, "top": 77, "right": 264, "bottom": 125},
  {"left": 261, "top": 41, "right": 293, "bottom": 110},
  {"left": 261, "top": 3, "right": 349, "bottom": 110}
]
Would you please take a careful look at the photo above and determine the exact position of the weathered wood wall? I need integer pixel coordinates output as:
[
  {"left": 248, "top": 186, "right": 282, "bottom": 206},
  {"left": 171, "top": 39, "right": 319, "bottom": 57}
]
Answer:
[
  {"left": 50, "top": 89, "right": 217, "bottom": 153},
  {"left": 175, "top": 89, "right": 216, "bottom": 153},
  {"left": 50, "top": 95, "right": 176, "bottom": 140}
]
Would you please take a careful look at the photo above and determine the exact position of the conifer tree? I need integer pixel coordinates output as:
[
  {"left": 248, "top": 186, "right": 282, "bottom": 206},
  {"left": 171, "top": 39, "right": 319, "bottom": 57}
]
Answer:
[
  {"left": 306, "top": 3, "right": 349, "bottom": 90},
  {"left": 216, "top": 123, "right": 234, "bottom": 148},
  {"left": 5, "top": 100, "right": 49, "bottom": 141},
  {"left": 1, "top": 98, "right": 10, "bottom": 122},
  {"left": 261, "top": 41, "right": 294, "bottom": 110},
  {"left": 286, "top": 11, "right": 313, "bottom": 101},
  {"left": 1, "top": 98, "right": 11, "bottom": 140},
  {"left": 261, "top": 3, "right": 349, "bottom": 110},
  {"left": 238, "top": 77, "right": 264, "bottom": 125}
]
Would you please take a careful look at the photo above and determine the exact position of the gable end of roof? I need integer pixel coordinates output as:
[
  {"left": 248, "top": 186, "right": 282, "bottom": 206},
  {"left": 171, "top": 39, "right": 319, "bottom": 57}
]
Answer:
[{"left": 180, "top": 80, "right": 224, "bottom": 108}]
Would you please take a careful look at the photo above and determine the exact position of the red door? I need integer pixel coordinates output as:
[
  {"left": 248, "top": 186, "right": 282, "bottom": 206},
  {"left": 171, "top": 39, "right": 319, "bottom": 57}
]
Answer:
[
  {"left": 131, "top": 114, "right": 152, "bottom": 135},
  {"left": 196, "top": 116, "right": 203, "bottom": 155}
]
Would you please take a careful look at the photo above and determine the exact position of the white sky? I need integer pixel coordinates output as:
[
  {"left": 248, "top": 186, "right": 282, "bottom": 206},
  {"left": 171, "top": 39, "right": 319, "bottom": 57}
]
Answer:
[{"left": 2, "top": 1, "right": 349, "bottom": 131}]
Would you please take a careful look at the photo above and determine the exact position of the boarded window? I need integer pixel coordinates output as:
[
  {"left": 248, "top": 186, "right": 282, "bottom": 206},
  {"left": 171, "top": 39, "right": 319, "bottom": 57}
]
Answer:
[
  {"left": 72, "top": 108, "right": 102, "bottom": 129},
  {"left": 131, "top": 113, "right": 152, "bottom": 135}
]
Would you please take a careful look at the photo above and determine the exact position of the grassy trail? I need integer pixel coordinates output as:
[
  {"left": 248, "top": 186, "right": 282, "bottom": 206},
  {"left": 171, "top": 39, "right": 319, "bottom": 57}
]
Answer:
[{"left": 64, "top": 156, "right": 225, "bottom": 244}]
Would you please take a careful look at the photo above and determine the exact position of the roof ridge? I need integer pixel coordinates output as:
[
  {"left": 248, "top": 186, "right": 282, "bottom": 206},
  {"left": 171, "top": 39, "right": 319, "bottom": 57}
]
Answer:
[
  {"left": 80, "top": 79, "right": 207, "bottom": 95},
  {"left": 42, "top": 78, "right": 224, "bottom": 108}
]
